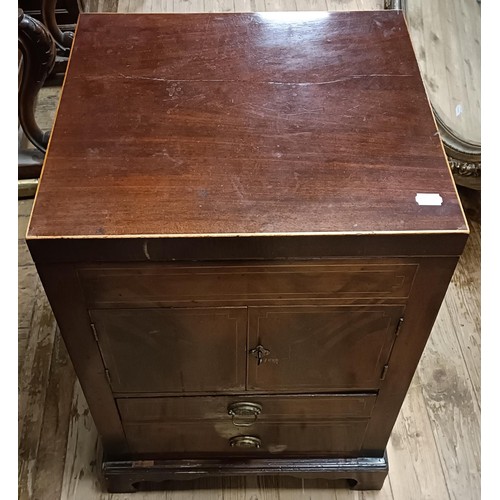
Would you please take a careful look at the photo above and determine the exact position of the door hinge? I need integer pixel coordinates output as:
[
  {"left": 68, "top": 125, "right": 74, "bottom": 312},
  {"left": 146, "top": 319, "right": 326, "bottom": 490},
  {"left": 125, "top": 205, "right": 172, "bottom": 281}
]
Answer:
[
  {"left": 395, "top": 317, "right": 404, "bottom": 336},
  {"left": 90, "top": 322, "right": 99, "bottom": 343},
  {"left": 380, "top": 364, "right": 389, "bottom": 380},
  {"left": 90, "top": 323, "right": 112, "bottom": 386}
]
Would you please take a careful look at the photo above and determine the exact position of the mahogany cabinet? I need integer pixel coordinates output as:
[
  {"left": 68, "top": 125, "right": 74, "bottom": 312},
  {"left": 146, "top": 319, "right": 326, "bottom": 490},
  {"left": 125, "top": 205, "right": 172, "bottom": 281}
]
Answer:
[{"left": 27, "top": 11, "right": 468, "bottom": 492}]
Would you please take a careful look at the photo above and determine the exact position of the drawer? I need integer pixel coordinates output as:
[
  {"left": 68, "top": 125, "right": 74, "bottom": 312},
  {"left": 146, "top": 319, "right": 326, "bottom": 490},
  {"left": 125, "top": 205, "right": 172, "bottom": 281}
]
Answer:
[
  {"left": 117, "top": 394, "right": 377, "bottom": 423},
  {"left": 118, "top": 394, "right": 376, "bottom": 455},
  {"left": 78, "top": 261, "right": 417, "bottom": 307},
  {"left": 122, "top": 421, "right": 370, "bottom": 455}
]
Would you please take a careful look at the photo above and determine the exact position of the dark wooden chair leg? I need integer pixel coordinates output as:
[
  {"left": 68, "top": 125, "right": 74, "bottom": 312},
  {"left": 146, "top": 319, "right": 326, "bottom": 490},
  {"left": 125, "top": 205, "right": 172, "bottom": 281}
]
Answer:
[
  {"left": 42, "top": 0, "right": 74, "bottom": 55},
  {"left": 18, "top": 8, "right": 56, "bottom": 154}
]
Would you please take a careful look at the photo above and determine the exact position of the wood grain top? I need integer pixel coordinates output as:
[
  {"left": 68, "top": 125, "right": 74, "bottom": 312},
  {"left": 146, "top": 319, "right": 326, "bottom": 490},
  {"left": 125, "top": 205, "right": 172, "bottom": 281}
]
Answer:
[{"left": 28, "top": 11, "right": 467, "bottom": 240}]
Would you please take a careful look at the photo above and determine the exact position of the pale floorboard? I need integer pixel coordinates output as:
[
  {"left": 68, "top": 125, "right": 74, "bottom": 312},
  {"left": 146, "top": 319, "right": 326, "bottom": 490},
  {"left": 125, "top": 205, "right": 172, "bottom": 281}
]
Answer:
[
  {"left": 386, "top": 375, "right": 450, "bottom": 500},
  {"left": 416, "top": 293, "right": 481, "bottom": 499},
  {"left": 19, "top": 1, "right": 480, "bottom": 499},
  {"left": 30, "top": 330, "right": 76, "bottom": 500},
  {"left": 444, "top": 218, "right": 481, "bottom": 406},
  {"left": 405, "top": 0, "right": 481, "bottom": 144},
  {"left": 295, "top": 1, "right": 328, "bottom": 11}
]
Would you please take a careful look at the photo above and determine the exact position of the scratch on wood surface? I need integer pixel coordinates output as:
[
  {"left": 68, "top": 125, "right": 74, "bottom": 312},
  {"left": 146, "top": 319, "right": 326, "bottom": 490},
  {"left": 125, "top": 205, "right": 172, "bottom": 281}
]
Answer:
[
  {"left": 231, "top": 176, "right": 246, "bottom": 201},
  {"left": 143, "top": 240, "right": 151, "bottom": 261},
  {"left": 117, "top": 72, "right": 169, "bottom": 82},
  {"left": 114, "top": 74, "right": 413, "bottom": 86},
  {"left": 152, "top": 147, "right": 184, "bottom": 166},
  {"left": 268, "top": 74, "right": 413, "bottom": 86}
]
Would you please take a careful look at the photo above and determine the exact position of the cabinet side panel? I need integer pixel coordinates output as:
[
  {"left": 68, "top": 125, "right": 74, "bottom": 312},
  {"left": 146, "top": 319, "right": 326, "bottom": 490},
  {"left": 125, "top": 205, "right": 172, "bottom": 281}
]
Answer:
[
  {"left": 361, "top": 256, "right": 459, "bottom": 453},
  {"left": 34, "top": 262, "right": 128, "bottom": 456}
]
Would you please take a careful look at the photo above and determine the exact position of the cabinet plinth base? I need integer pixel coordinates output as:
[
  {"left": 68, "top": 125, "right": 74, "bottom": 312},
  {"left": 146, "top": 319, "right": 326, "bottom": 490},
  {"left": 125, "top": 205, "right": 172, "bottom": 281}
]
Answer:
[{"left": 102, "top": 454, "right": 388, "bottom": 493}]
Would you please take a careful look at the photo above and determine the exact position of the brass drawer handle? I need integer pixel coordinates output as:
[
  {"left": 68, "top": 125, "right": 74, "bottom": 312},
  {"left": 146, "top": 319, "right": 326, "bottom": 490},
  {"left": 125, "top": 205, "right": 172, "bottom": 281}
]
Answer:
[
  {"left": 228, "top": 402, "right": 262, "bottom": 427},
  {"left": 229, "top": 435, "right": 262, "bottom": 448}
]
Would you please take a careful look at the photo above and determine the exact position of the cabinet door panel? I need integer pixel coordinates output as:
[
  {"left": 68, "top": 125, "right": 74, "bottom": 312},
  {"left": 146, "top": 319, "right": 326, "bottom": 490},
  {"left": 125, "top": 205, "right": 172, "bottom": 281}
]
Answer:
[
  {"left": 90, "top": 307, "right": 247, "bottom": 393},
  {"left": 247, "top": 306, "right": 404, "bottom": 391}
]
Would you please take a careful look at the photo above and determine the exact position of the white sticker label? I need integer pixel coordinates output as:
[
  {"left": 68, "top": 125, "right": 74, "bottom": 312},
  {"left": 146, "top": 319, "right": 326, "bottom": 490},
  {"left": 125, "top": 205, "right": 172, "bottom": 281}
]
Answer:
[{"left": 415, "top": 193, "right": 443, "bottom": 206}]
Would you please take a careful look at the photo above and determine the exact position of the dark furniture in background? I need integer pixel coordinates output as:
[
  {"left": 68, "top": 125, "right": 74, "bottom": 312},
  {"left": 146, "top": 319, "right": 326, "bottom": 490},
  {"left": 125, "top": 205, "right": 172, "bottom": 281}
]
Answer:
[
  {"left": 20, "top": 0, "right": 80, "bottom": 25},
  {"left": 18, "top": 0, "right": 80, "bottom": 196},
  {"left": 18, "top": 9, "right": 55, "bottom": 155},
  {"left": 27, "top": 12, "right": 468, "bottom": 493},
  {"left": 19, "top": 0, "right": 80, "bottom": 55}
]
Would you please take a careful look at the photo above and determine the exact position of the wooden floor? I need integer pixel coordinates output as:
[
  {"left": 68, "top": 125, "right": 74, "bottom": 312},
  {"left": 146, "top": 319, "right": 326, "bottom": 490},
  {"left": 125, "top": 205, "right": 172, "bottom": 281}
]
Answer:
[
  {"left": 19, "top": 1, "right": 481, "bottom": 499},
  {"left": 404, "top": 0, "right": 481, "bottom": 145}
]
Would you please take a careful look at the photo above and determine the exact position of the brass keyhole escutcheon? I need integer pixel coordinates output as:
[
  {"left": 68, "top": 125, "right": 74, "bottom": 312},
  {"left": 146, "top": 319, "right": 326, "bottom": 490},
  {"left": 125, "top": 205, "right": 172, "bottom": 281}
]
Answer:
[
  {"left": 229, "top": 435, "right": 262, "bottom": 448},
  {"left": 249, "top": 344, "right": 270, "bottom": 365},
  {"left": 228, "top": 401, "right": 263, "bottom": 427}
]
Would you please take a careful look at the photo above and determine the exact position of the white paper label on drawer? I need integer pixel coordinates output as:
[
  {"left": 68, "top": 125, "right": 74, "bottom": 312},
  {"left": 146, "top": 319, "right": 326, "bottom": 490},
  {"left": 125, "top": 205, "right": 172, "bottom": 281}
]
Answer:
[{"left": 415, "top": 193, "right": 443, "bottom": 206}]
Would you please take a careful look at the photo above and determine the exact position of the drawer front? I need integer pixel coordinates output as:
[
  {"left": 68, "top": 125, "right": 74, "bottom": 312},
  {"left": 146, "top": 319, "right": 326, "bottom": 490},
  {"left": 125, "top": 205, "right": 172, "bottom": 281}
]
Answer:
[
  {"left": 248, "top": 305, "right": 405, "bottom": 392},
  {"left": 122, "top": 421, "right": 369, "bottom": 455},
  {"left": 79, "top": 261, "right": 417, "bottom": 307},
  {"left": 117, "top": 394, "right": 376, "bottom": 422},
  {"left": 118, "top": 394, "right": 376, "bottom": 455},
  {"left": 90, "top": 307, "right": 247, "bottom": 394}
]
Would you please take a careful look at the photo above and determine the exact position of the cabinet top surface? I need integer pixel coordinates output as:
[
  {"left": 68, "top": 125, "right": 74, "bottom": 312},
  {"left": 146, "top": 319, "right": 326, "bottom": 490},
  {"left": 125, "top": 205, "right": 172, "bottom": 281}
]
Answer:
[{"left": 28, "top": 11, "right": 467, "bottom": 240}]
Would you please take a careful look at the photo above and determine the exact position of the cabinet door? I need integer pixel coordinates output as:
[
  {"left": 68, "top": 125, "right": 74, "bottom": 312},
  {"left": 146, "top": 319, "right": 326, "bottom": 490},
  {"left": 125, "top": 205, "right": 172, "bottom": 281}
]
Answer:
[
  {"left": 247, "top": 306, "right": 404, "bottom": 391},
  {"left": 90, "top": 307, "right": 247, "bottom": 394}
]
